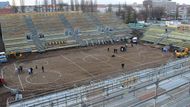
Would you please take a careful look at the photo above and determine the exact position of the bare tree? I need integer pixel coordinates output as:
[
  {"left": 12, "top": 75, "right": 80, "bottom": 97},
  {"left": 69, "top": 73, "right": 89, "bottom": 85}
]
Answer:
[
  {"left": 90, "top": 0, "right": 94, "bottom": 12},
  {"left": 187, "top": 7, "right": 190, "bottom": 17},
  {"left": 107, "top": 4, "right": 112, "bottom": 13},
  {"left": 80, "top": 0, "right": 96, "bottom": 12},
  {"left": 118, "top": 3, "right": 121, "bottom": 14},
  {"left": 152, "top": 7, "right": 165, "bottom": 20},
  {"left": 94, "top": 0, "right": 97, "bottom": 12},
  {"left": 125, "top": 6, "right": 134, "bottom": 23},
  {"left": 51, "top": 0, "right": 53, "bottom": 11},
  {"left": 34, "top": 0, "right": 39, "bottom": 12},
  {"left": 137, "top": 9, "right": 147, "bottom": 20},
  {"left": 176, "top": 4, "right": 179, "bottom": 20},
  {"left": 117, "top": 3, "right": 136, "bottom": 23},
  {"left": 12, "top": 0, "right": 18, "bottom": 13},
  {"left": 84, "top": 0, "right": 89, "bottom": 12},
  {"left": 116, "top": 3, "right": 122, "bottom": 17},
  {"left": 54, "top": 0, "right": 57, "bottom": 11},
  {"left": 81, "top": 0, "right": 85, "bottom": 12},
  {"left": 66, "top": 4, "right": 69, "bottom": 11},
  {"left": 143, "top": 0, "right": 152, "bottom": 21},
  {"left": 20, "top": 0, "right": 25, "bottom": 13},
  {"left": 51, "top": 0, "right": 57, "bottom": 12},
  {"left": 84, "top": 0, "right": 88, "bottom": 12},
  {"left": 71, "top": 0, "right": 75, "bottom": 11},
  {"left": 75, "top": 0, "right": 80, "bottom": 11},
  {"left": 44, "top": 0, "right": 49, "bottom": 12},
  {"left": 58, "top": 0, "right": 65, "bottom": 11}
]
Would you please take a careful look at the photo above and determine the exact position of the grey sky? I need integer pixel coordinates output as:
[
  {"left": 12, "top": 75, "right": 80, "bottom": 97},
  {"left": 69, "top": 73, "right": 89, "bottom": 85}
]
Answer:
[{"left": 0, "top": 0, "right": 189, "bottom": 5}]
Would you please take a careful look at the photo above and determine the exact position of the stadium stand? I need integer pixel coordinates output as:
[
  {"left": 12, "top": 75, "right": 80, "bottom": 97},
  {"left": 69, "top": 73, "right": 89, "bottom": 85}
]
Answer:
[
  {"left": 63, "top": 12, "right": 97, "bottom": 31},
  {"left": 31, "top": 13, "right": 65, "bottom": 35},
  {"left": 142, "top": 25, "right": 190, "bottom": 48},
  {"left": 0, "top": 12, "right": 132, "bottom": 54},
  {"left": 0, "top": 14, "right": 35, "bottom": 53},
  {"left": 0, "top": 24, "right": 5, "bottom": 52},
  {"left": 93, "top": 13, "right": 127, "bottom": 29}
]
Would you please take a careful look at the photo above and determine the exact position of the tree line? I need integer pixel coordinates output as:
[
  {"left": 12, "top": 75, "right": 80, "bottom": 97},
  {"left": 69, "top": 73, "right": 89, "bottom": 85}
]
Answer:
[
  {"left": 114, "top": 1, "right": 166, "bottom": 23},
  {"left": 11, "top": 0, "right": 190, "bottom": 23},
  {"left": 11, "top": 0, "right": 98, "bottom": 13}
]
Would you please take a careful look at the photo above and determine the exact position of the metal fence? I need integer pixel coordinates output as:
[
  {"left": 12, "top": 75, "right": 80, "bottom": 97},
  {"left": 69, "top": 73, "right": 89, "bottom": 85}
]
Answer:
[{"left": 7, "top": 57, "right": 190, "bottom": 107}]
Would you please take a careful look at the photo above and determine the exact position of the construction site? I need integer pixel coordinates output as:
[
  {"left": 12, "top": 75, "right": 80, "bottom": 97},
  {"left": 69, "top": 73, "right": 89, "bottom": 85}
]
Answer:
[{"left": 0, "top": 3, "right": 190, "bottom": 107}]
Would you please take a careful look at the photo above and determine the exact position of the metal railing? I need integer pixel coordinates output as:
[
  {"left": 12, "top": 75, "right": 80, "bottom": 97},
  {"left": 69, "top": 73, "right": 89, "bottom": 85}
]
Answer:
[
  {"left": 24, "top": 16, "right": 37, "bottom": 35},
  {"left": 7, "top": 57, "right": 190, "bottom": 107},
  {"left": 59, "top": 14, "right": 73, "bottom": 31}
]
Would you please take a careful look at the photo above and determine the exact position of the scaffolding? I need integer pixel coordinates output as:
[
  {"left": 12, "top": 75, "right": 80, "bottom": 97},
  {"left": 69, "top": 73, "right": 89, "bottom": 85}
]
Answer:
[
  {"left": 24, "top": 16, "right": 45, "bottom": 52},
  {"left": 7, "top": 57, "right": 190, "bottom": 107},
  {"left": 24, "top": 16, "right": 37, "bottom": 35}
]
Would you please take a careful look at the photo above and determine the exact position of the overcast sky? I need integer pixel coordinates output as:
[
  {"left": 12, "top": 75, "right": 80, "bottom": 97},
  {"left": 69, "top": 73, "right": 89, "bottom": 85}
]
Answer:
[{"left": 0, "top": 0, "right": 190, "bottom": 5}]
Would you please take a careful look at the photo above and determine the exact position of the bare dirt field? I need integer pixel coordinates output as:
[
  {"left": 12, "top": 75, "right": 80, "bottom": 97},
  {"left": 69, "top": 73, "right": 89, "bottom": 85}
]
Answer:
[{"left": 0, "top": 44, "right": 173, "bottom": 102}]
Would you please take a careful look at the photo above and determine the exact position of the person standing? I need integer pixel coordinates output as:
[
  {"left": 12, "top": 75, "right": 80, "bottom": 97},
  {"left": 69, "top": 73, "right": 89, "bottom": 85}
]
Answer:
[
  {"left": 42, "top": 66, "right": 44, "bottom": 72},
  {"left": 19, "top": 66, "right": 23, "bottom": 72},
  {"left": 115, "top": 49, "right": 118, "bottom": 53},
  {"left": 131, "top": 43, "right": 134, "bottom": 47},
  {"left": 121, "top": 63, "right": 125, "bottom": 69},
  {"left": 30, "top": 68, "right": 33, "bottom": 74},
  {"left": 28, "top": 68, "right": 31, "bottom": 75},
  {"left": 15, "top": 67, "right": 18, "bottom": 74}
]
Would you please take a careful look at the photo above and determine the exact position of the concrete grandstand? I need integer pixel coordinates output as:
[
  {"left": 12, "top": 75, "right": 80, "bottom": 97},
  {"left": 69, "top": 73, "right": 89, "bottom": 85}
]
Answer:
[
  {"left": 0, "top": 12, "right": 131, "bottom": 54},
  {"left": 1, "top": 11, "right": 190, "bottom": 107}
]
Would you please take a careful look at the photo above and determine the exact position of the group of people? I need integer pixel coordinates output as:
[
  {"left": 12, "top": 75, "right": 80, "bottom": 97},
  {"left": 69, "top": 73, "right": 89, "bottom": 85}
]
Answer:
[
  {"left": 28, "top": 67, "right": 33, "bottom": 75},
  {"left": 120, "top": 46, "right": 127, "bottom": 52},
  {"left": 15, "top": 66, "right": 23, "bottom": 73},
  {"left": 107, "top": 48, "right": 119, "bottom": 54},
  {"left": 106, "top": 37, "right": 139, "bottom": 71},
  {"left": 108, "top": 45, "right": 128, "bottom": 54},
  {"left": 107, "top": 46, "right": 128, "bottom": 69},
  {"left": 15, "top": 65, "right": 45, "bottom": 75}
]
